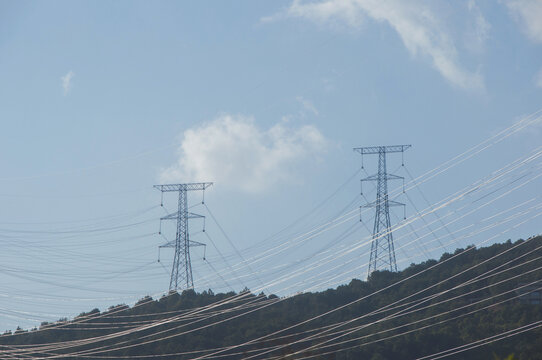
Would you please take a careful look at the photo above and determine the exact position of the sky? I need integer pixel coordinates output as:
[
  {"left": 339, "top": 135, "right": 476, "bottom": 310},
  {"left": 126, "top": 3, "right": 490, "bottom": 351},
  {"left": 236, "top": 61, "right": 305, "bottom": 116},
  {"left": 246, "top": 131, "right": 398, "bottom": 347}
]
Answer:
[{"left": 0, "top": 0, "right": 542, "bottom": 331}]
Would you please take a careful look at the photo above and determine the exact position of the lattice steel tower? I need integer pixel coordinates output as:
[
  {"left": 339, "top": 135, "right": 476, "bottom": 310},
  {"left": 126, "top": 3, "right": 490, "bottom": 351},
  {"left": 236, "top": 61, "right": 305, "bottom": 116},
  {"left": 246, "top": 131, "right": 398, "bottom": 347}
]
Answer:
[
  {"left": 154, "top": 183, "right": 212, "bottom": 291},
  {"left": 354, "top": 145, "right": 411, "bottom": 279}
]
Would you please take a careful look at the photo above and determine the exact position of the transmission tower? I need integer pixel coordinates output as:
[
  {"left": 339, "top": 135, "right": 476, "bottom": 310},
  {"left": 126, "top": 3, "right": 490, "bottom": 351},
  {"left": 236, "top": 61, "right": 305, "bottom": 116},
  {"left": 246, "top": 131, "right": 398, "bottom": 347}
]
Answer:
[
  {"left": 354, "top": 145, "right": 411, "bottom": 279},
  {"left": 154, "top": 182, "right": 212, "bottom": 291}
]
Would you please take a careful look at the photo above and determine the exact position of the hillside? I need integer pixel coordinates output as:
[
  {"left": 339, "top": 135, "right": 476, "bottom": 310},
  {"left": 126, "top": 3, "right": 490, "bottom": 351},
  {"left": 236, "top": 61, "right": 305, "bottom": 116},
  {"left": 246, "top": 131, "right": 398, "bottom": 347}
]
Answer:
[{"left": 2, "top": 236, "right": 542, "bottom": 359}]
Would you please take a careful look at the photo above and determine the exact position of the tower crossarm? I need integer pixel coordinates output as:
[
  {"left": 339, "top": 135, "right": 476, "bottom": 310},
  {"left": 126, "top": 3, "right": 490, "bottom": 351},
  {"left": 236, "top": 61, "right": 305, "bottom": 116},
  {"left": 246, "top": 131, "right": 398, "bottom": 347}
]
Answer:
[
  {"left": 188, "top": 240, "right": 205, "bottom": 247},
  {"left": 161, "top": 212, "right": 205, "bottom": 221},
  {"left": 153, "top": 183, "right": 213, "bottom": 192},
  {"left": 361, "top": 174, "right": 404, "bottom": 182},
  {"left": 353, "top": 145, "right": 411, "bottom": 155},
  {"left": 361, "top": 200, "right": 405, "bottom": 208},
  {"left": 159, "top": 241, "right": 176, "bottom": 248},
  {"left": 160, "top": 240, "right": 205, "bottom": 248}
]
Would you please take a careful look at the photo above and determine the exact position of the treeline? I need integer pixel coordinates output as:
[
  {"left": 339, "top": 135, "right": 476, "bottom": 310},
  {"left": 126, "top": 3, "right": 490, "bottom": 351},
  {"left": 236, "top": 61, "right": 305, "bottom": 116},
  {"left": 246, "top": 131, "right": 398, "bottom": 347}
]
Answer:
[{"left": 2, "top": 236, "right": 542, "bottom": 359}]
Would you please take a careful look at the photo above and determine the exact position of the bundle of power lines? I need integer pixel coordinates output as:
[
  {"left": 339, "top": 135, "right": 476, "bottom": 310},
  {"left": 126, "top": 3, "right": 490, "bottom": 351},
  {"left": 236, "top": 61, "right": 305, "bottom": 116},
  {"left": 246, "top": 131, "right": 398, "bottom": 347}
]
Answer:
[{"left": 0, "top": 109, "right": 541, "bottom": 358}]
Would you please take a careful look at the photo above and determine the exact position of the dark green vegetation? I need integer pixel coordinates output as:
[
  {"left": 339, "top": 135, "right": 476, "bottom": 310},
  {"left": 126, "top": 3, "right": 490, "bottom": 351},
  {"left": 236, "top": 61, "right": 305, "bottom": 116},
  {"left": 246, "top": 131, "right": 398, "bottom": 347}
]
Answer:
[{"left": 2, "top": 237, "right": 542, "bottom": 359}]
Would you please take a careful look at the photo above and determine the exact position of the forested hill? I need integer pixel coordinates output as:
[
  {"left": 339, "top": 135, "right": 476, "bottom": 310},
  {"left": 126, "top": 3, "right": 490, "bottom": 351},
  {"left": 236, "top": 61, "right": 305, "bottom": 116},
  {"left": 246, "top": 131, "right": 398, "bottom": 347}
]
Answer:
[{"left": 2, "top": 236, "right": 542, "bottom": 359}]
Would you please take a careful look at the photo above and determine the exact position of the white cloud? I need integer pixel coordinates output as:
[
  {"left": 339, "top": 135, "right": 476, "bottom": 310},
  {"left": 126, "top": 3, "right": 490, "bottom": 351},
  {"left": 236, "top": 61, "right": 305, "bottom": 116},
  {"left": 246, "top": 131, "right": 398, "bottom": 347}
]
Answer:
[
  {"left": 297, "top": 96, "right": 319, "bottom": 116},
  {"left": 466, "top": 0, "right": 491, "bottom": 52},
  {"left": 266, "top": 0, "right": 484, "bottom": 91},
  {"left": 261, "top": 0, "right": 363, "bottom": 28},
  {"left": 505, "top": 1, "right": 542, "bottom": 90},
  {"left": 505, "top": 0, "right": 542, "bottom": 43},
  {"left": 535, "top": 67, "right": 542, "bottom": 88},
  {"left": 159, "top": 115, "right": 327, "bottom": 193},
  {"left": 61, "top": 70, "right": 75, "bottom": 95}
]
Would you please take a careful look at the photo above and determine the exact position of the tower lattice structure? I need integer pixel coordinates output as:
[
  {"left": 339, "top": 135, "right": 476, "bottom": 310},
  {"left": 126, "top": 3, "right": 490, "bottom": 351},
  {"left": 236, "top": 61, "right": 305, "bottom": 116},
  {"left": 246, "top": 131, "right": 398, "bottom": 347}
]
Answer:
[
  {"left": 154, "top": 182, "right": 212, "bottom": 291},
  {"left": 354, "top": 145, "right": 411, "bottom": 279}
]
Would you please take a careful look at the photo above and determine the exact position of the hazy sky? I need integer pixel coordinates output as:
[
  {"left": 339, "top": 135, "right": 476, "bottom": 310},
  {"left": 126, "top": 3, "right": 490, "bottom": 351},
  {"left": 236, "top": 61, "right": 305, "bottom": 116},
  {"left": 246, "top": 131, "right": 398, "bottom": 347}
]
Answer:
[{"left": 0, "top": 0, "right": 541, "bottom": 331}]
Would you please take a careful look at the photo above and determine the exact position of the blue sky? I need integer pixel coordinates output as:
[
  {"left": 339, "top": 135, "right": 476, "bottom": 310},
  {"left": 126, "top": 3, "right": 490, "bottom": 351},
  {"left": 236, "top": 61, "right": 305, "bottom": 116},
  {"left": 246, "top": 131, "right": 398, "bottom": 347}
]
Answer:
[{"left": 0, "top": 0, "right": 542, "bottom": 331}]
